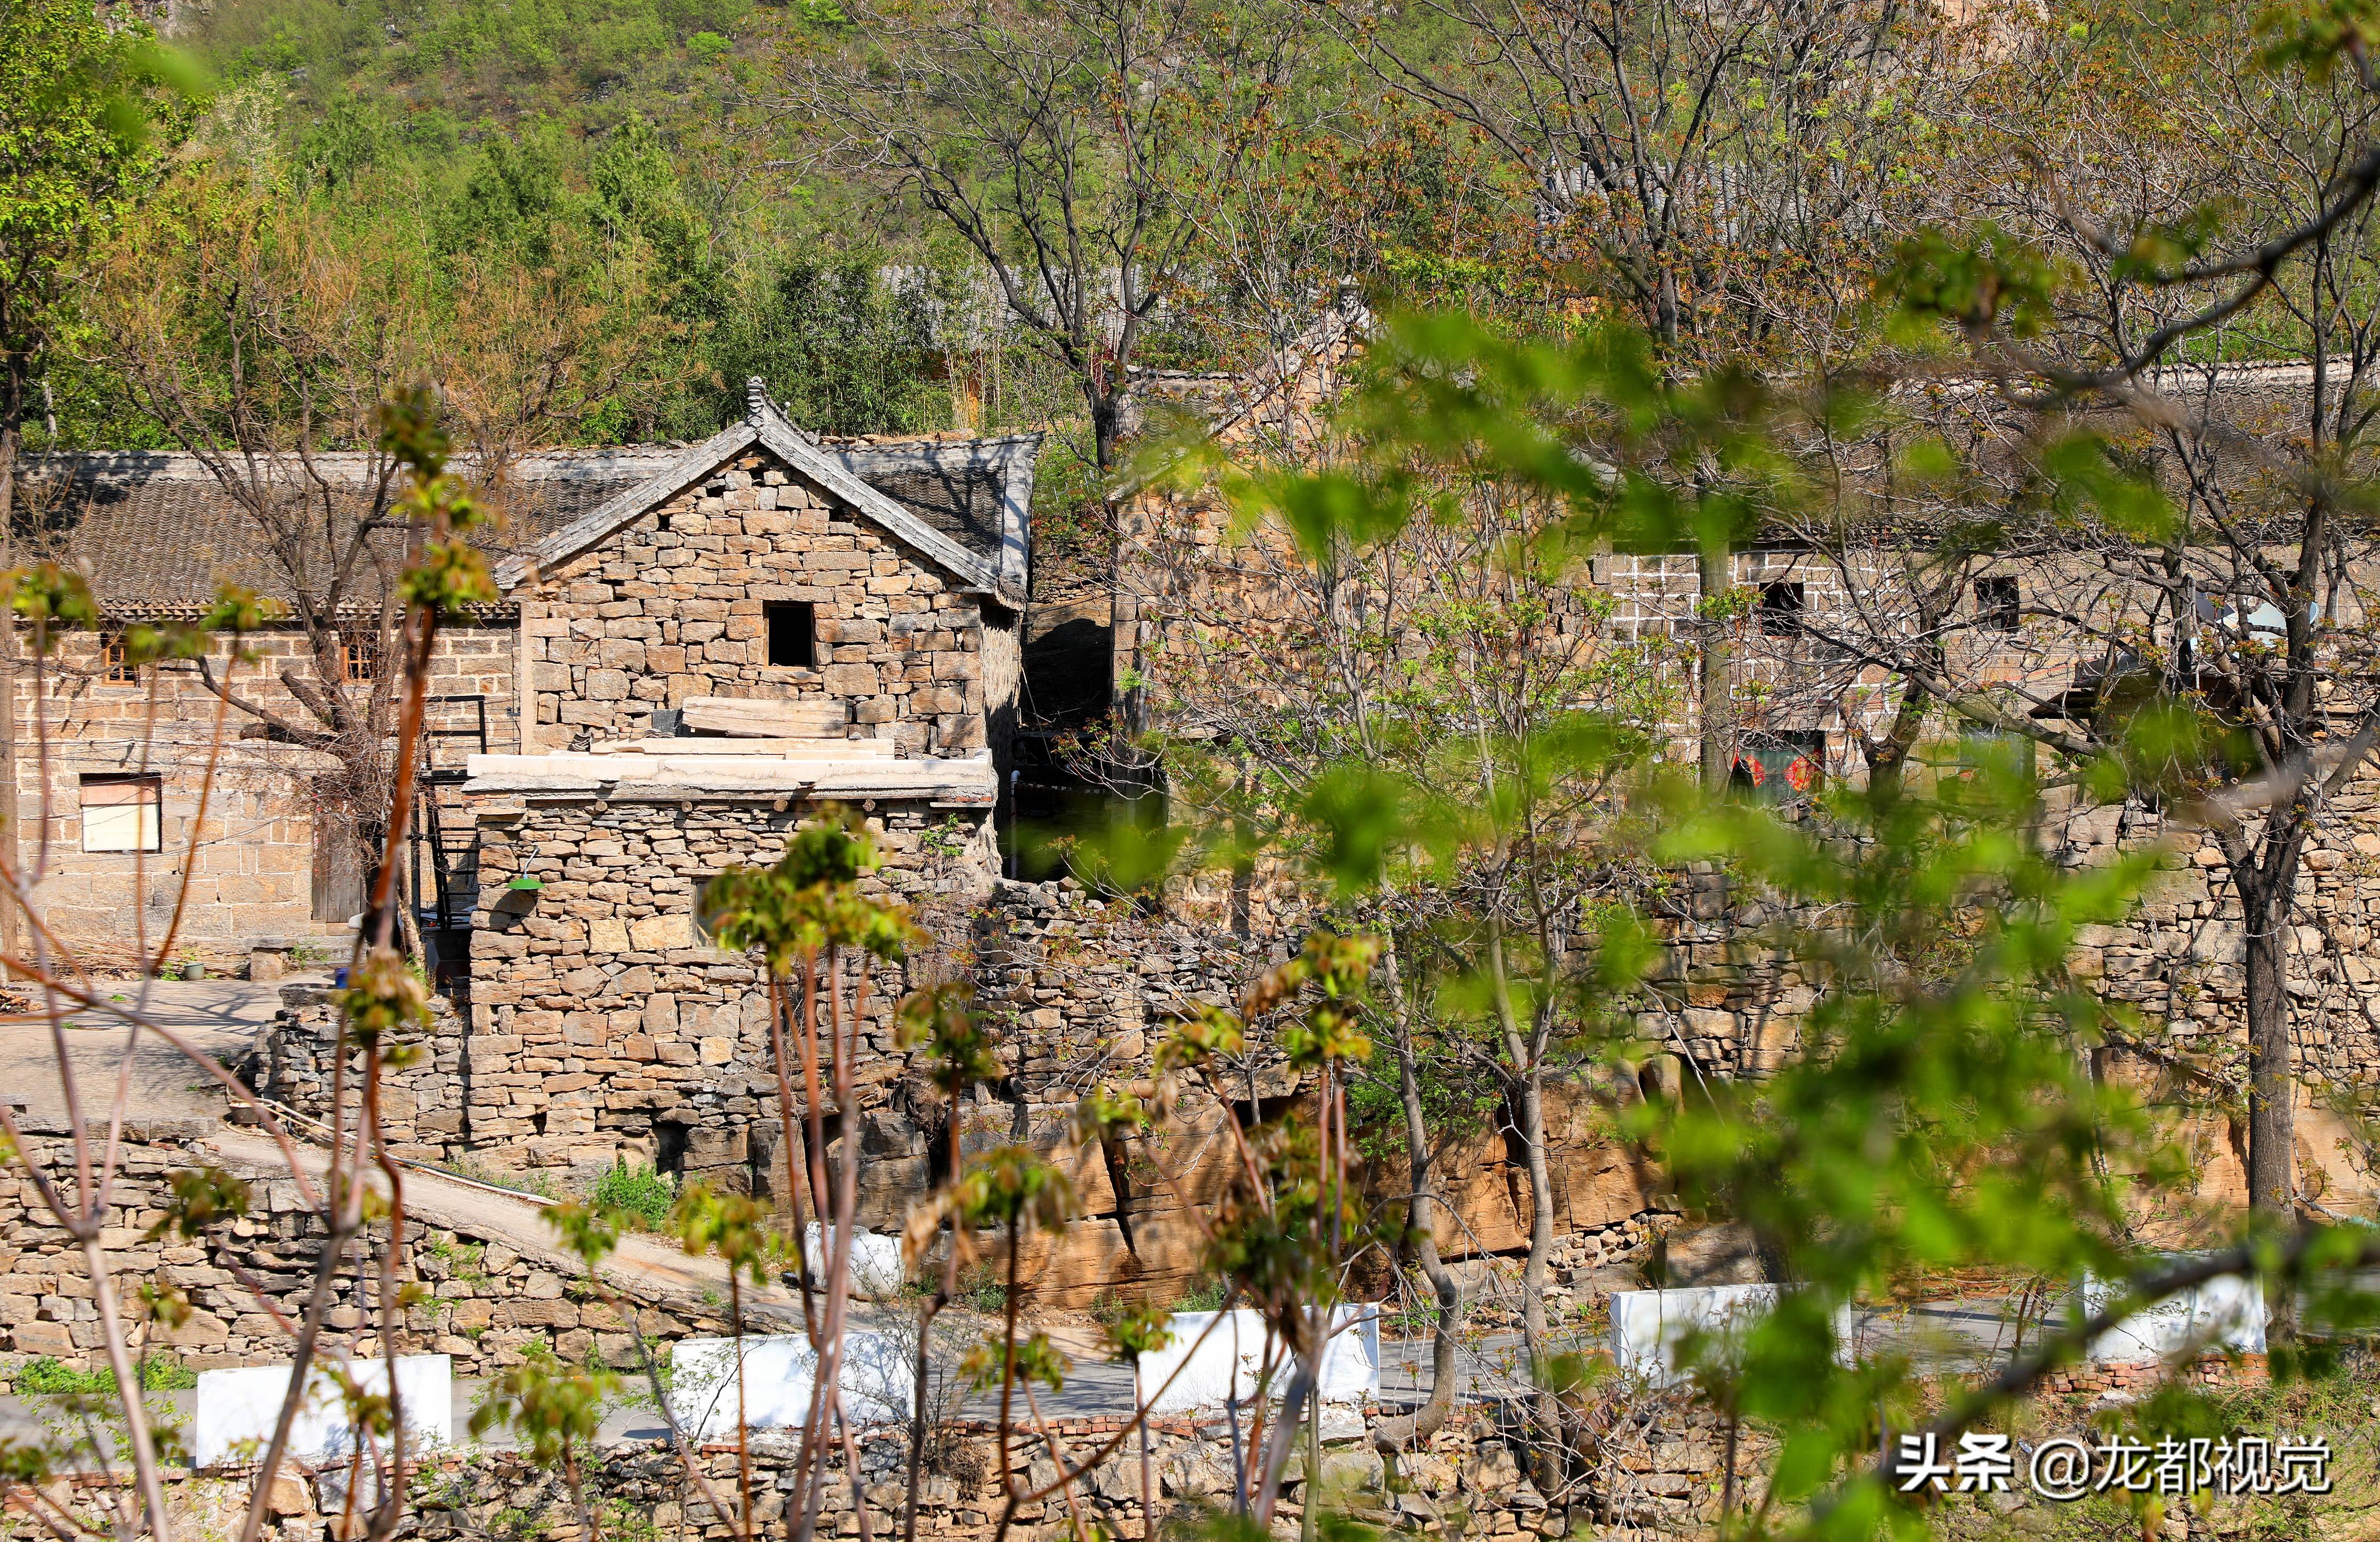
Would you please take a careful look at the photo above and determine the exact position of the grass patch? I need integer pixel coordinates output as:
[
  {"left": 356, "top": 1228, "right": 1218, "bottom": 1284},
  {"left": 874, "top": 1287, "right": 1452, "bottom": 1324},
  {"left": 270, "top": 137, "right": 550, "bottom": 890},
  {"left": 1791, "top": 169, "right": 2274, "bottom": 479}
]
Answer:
[
  {"left": 1170, "top": 1278, "right": 1228, "bottom": 1313},
  {"left": 17, "top": 1355, "right": 195, "bottom": 1393},
  {"left": 592, "top": 1161, "right": 678, "bottom": 1231},
  {"left": 957, "top": 1263, "right": 1008, "bottom": 1316},
  {"left": 424, "top": 1234, "right": 488, "bottom": 1281}
]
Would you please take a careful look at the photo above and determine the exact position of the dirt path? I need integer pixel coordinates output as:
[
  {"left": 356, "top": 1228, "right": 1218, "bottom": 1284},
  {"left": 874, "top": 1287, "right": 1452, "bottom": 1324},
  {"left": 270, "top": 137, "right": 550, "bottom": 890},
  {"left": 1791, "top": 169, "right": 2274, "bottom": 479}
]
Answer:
[
  {"left": 0, "top": 978, "right": 286, "bottom": 1126},
  {"left": 199, "top": 1128, "right": 820, "bottom": 1332}
]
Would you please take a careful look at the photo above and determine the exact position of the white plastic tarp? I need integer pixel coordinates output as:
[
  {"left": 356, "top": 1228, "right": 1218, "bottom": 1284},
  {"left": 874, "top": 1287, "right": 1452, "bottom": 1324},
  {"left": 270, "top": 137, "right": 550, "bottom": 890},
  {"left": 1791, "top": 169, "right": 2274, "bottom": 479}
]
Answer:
[
  {"left": 191, "top": 1355, "right": 452, "bottom": 1469},
  {"left": 1608, "top": 1286, "right": 1781, "bottom": 1390},
  {"left": 669, "top": 1332, "right": 915, "bottom": 1440},
  {"left": 2082, "top": 1260, "right": 2267, "bottom": 1364},
  {"left": 1140, "top": 1306, "right": 1379, "bottom": 1414},
  {"left": 802, "top": 1224, "right": 905, "bottom": 1300}
]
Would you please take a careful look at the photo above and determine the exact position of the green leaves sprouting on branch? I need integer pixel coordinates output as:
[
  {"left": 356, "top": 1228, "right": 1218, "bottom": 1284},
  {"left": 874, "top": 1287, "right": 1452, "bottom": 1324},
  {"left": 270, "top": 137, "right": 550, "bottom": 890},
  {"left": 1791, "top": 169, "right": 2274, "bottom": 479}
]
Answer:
[
  {"left": 699, "top": 806, "right": 919, "bottom": 971},
  {"left": 376, "top": 387, "right": 501, "bottom": 620}
]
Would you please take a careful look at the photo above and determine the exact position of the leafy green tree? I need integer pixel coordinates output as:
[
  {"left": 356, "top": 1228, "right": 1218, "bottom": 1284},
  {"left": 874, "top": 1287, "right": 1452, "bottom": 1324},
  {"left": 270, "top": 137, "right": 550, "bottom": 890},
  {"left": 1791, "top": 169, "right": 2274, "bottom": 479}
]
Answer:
[
  {"left": 1793, "top": 0, "right": 2380, "bottom": 1225},
  {"left": 0, "top": 0, "right": 194, "bottom": 949},
  {"left": 1147, "top": 303, "right": 2380, "bottom": 1535},
  {"left": 591, "top": 113, "right": 707, "bottom": 278},
  {"left": 705, "top": 254, "right": 948, "bottom": 435},
  {"left": 773, "top": 0, "right": 1312, "bottom": 472},
  {"left": 442, "top": 121, "right": 570, "bottom": 256},
  {"left": 469, "top": 1347, "right": 615, "bottom": 1541},
  {"left": 1122, "top": 318, "right": 1695, "bottom": 1456},
  {"left": 295, "top": 94, "right": 391, "bottom": 191}
]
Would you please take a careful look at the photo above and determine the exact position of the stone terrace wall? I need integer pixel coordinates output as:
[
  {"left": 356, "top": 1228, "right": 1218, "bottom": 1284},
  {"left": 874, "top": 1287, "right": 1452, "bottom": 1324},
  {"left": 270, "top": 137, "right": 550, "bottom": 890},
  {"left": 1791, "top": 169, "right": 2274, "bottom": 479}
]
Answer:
[
  {"left": 287, "top": 861, "right": 1668, "bottom": 1310},
  {"left": 252, "top": 986, "right": 472, "bottom": 1166},
  {"left": 460, "top": 793, "right": 995, "bottom": 1179},
  {"left": 30, "top": 1398, "right": 1776, "bottom": 1542},
  {"left": 1631, "top": 773, "right": 2380, "bottom": 1209},
  {"left": 0, "top": 1125, "right": 709, "bottom": 1386},
  {"left": 22, "top": 1359, "right": 2368, "bottom": 1542},
  {"left": 520, "top": 448, "right": 997, "bottom": 757}
]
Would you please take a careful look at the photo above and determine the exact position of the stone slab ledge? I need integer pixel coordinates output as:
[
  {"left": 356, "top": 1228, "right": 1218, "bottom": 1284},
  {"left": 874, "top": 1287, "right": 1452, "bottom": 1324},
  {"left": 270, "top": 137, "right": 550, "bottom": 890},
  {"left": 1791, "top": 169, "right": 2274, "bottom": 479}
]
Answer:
[{"left": 462, "top": 750, "right": 997, "bottom": 804}]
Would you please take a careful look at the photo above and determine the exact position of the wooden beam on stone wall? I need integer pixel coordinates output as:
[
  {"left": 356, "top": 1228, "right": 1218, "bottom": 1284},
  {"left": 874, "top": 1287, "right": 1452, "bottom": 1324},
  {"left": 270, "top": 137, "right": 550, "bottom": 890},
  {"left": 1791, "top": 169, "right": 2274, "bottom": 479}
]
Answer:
[{"left": 678, "top": 696, "right": 850, "bottom": 738}]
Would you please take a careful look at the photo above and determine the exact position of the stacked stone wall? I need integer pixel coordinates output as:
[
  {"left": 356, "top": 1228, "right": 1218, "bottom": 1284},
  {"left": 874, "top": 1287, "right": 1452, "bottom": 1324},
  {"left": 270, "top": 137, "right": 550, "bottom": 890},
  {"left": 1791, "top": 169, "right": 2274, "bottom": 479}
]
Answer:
[
  {"left": 0, "top": 1125, "right": 706, "bottom": 1386},
  {"left": 461, "top": 793, "right": 995, "bottom": 1178},
  {"left": 18, "top": 1359, "right": 2365, "bottom": 1542},
  {"left": 440, "top": 868, "right": 1664, "bottom": 1305},
  {"left": 253, "top": 984, "right": 473, "bottom": 1166},
  {"left": 1633, "top": 772, "right": 2380, "bottom": 1209}
]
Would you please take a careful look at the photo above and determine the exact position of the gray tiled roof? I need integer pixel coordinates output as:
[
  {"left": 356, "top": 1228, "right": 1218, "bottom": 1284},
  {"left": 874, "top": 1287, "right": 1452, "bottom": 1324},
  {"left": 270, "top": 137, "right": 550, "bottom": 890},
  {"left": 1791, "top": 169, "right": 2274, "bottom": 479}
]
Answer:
[{"left": 15, "top": 435, "right": 1034, "bottom": 619}]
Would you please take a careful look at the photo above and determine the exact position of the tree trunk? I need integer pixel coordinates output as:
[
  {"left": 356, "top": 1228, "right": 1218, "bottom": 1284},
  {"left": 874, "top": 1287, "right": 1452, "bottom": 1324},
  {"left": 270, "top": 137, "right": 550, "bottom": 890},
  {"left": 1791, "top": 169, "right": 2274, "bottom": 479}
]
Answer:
[
  {"left": 1372, "top": 953, "right": 1464, "bottom": 1455},
  {"left": 0, "top": 420, "right": 19, "bottom": 959},
  {"left": 2242, "top": 876, "right": 2295, "bottom": 1215},
  {"left": 1515, "top": 1065, "right": 1562, "bottom": 1489},
  {"left": 1698, "top": 542, "right": 1734, "bottom": 791},
  {"left": 1089, "top": 376, "right": 1121, "bottom": 475}
]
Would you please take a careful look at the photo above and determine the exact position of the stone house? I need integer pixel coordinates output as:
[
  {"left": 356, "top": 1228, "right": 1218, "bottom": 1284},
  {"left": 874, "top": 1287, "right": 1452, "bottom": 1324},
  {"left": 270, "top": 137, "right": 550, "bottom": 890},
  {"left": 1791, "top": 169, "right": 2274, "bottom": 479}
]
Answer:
[
  {"left": 453, "top": 388, "right": 1043, "bottom": 1171},
  {"left": 10, "top": 387, "right": 1040, "bottom": 973},
  {"left": 1111, "top": 338, "right": 2380, "bottom": 1212}
]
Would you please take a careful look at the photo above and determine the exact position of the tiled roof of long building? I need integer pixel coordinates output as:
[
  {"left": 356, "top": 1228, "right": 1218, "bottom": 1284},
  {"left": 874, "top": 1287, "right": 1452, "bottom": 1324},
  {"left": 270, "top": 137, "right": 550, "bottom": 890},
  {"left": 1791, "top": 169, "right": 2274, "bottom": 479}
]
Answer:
[{"left": 11, "top": 433, "right": 1036, "bottom": 620}]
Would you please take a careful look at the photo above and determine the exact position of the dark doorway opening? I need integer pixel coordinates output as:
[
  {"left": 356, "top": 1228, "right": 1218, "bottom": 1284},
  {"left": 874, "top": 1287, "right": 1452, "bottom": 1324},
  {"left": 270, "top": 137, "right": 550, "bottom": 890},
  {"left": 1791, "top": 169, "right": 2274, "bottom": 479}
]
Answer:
[{"left": 654, "top": 1119, "right": 692, "bottom": 1177}]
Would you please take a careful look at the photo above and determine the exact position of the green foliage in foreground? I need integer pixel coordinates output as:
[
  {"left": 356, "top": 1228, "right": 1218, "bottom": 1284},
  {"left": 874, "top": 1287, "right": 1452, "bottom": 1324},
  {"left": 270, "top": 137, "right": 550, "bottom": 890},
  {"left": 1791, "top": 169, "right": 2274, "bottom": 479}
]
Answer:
[{"left": 1113, "top": 299, "right": 2380, "bottom": 1537}]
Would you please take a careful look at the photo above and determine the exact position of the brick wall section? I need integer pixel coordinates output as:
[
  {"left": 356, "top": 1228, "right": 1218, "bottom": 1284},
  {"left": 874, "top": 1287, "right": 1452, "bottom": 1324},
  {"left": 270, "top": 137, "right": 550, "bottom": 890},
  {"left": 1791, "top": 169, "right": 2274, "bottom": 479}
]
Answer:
[
  {"left": 13, "top": 625, "right": 517, "bottom": 960},
  {"left": 519, "top": 449, "right": 1001, "bottom": 757}
]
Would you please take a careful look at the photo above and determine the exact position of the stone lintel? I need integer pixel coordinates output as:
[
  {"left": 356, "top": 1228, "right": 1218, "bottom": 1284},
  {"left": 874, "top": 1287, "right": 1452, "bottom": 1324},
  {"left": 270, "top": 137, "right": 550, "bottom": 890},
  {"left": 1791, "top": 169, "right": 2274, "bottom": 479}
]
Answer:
[{"left": 462, "top": 750, "right": 997, "bottom": 805}]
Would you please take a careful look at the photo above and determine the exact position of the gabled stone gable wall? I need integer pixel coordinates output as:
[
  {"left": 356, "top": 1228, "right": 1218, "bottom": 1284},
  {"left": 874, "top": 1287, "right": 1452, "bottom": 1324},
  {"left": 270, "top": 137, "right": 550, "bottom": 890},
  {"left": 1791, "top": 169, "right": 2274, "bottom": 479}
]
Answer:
[{"left": 520, "top": 449, "right": 994, "bottom": 756}]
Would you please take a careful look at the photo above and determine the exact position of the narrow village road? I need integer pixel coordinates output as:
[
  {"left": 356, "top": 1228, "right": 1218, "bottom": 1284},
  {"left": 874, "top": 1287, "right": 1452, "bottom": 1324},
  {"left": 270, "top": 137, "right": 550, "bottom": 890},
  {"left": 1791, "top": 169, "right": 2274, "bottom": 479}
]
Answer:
[{"left": 0, "top": 978, "right": 282, "bottom": 1127}]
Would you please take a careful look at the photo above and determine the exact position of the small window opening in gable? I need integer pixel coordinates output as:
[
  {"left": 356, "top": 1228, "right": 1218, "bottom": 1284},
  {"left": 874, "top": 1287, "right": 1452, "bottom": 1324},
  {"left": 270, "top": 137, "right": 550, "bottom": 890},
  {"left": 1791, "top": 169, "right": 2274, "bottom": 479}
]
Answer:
[
  {"left": 1976, "top": 575, "right": 2020, "bottom": 632},
  {"left": 83, "top": 774, "right": 162, "bottom": 853},
  {"left": 765, "top": 601, "right": 816, "bottom": 668},
  {"left": 99, "top": 635, "right": 135, "bottom": 685},
  {"left": 341, "top": 637, "right": 380, "bottom": 682},
  {"left": 1757, "top": 580, "right": 1806, "bottom": 636}
]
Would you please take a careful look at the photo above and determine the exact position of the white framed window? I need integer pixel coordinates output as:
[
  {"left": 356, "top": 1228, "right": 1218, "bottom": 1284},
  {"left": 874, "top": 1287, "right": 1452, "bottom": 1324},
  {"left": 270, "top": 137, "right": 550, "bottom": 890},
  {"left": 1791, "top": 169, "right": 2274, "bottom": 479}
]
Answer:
[{"left": 82, "top": 774, "right": 162, "bottom": 853}]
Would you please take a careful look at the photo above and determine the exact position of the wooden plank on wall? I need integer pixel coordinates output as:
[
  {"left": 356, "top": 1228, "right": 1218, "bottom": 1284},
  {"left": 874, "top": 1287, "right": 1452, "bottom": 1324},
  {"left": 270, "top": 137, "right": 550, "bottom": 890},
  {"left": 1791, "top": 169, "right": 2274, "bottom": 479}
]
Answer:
[{"left": 678, "top": 696, "right": 851, "bottom": 738}]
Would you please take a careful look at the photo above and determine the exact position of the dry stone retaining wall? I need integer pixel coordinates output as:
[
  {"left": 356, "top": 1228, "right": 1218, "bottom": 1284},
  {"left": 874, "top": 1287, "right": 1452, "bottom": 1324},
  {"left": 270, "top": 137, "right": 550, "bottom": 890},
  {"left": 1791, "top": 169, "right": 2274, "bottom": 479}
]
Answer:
[
  {"left": 1634, "top": 776, "right": 2380, "bottom": 1209},
  {"left": 271, "top": 865, "right": 1679, "bottom": 1306},
  {"left": 13, "top": 1363, "right": 2360, "bottom": 1542},
  {"left": 0, "top": 1125, "right": 709, "bottom": 1387}
]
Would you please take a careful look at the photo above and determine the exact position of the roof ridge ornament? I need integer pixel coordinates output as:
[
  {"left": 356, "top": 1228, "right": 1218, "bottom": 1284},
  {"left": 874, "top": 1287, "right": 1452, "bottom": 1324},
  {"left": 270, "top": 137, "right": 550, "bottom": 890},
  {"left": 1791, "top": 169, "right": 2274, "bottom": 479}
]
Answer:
[{"left": 746, "top": 376, "right": 823, "bottom": 444}]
